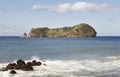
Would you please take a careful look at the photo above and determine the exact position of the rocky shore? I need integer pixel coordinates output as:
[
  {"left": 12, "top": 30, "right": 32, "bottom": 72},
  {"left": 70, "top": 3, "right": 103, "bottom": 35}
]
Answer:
[{"left": 0, "top": 59, "right": 45, "bottom": 74}]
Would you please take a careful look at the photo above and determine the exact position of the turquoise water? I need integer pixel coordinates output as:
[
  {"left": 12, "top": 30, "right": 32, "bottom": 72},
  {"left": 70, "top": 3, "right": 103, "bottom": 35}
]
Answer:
[{"left": 0, "top": 36, "right": 120, "bottom": 77}]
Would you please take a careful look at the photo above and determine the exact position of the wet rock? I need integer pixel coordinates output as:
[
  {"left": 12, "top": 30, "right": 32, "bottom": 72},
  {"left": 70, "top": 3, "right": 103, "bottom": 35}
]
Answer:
[
  {"left": 43, "top": 63, "right": 47, "bottom": 66},
  {"left": 36, "top": 61, "right": 42, "bottom": 66},
  {"left": 0, "top": 59, "right": 43, "bottom": 72},
  {"left": 27, "top": 60, "right": 42, "bottom": 66},
  {"left": 0, "top": 67, "right": 7, "bottom": 71},
  {"left": 10, "top": 70, "right": 17, "bottom": 74},
  {"left": 17, "top": 59, "right": 26, "bottom": 67},
  {"left": 6, "top": 63, "right": 17, "bottom": 70},
  {"left": 16, "top": 59, "right": 34, "bottom": 71},
  {"left": 32, "top": 60, "right": 37, "bottom": 65},
  {"left": 15, "top": 65, "right": 20, "bottom": 70},
  {"left": 21, "top": 65, "right": 33, "bottom": 71},
  {"left": 32, "top": 60, "right": 42, "bottom": 66},
  {"left": 26, "top": 62, "right": 33, "bottom": 66}
]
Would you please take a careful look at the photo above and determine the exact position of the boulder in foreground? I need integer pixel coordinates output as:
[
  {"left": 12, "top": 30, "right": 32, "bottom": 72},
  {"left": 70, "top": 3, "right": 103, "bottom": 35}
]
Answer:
[
  {"left": 0, "top": 59, "right": 43, "bottom": 73},
  {"left": 10, "top": 70, "right": 17, "bottom": 74}
]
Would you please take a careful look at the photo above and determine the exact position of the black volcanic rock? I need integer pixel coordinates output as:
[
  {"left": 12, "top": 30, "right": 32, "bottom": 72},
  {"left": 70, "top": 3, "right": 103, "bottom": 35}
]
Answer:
[
  {"left": 20, "top": 64, "right": 33, "bottom": 71},
  {"left": 0, "top": 59, "right": 43, "bottom": 72},
  {"left": 16, "top": 59, "right": 34, "bottom": 71},
  {"left": 27, "top": 60, "right": 42, "bottom": 66},
  {"left": 17, "top": 59, "right": 26, "bottom": 67},
  {"left": 6, "top": 63, "right": 17, "bottom": 70},
  {"left": 10, "top": 70, "right": 17, "bottom": 74}
]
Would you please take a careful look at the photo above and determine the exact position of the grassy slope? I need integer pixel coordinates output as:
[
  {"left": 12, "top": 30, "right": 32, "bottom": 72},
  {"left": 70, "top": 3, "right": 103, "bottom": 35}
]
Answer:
[{"left": 28, "top": 23, "right": 97, "bottom": 37}]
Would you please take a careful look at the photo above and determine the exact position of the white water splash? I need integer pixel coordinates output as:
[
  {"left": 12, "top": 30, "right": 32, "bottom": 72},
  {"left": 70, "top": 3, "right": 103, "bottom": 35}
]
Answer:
[{"left": 0, "top": 56, "right": 120, "bottom": 77}]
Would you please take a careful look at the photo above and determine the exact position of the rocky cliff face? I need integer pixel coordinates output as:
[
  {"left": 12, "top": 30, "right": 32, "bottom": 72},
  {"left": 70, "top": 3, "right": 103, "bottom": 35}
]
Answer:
[{"left": 26, "top": 23, "right": 97, "bottom": 38}]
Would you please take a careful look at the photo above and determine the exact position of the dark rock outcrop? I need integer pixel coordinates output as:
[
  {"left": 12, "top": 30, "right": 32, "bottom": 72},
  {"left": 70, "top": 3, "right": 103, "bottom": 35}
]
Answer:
[
  {"left": 6, "top": 63, "right": 17, "bottom": 70},
  {"left": 27, "top": 60, "right": 41, "bottom": 66},
  {"left": 10, "top": 70, "right": 17, "bottom": 74},
  {"left": 32, "top": 60, "right": 41, "bottom": 66},
  {"left": 0, "top": 67, "right": 7, "bottom": 71},
  {"left": 20, "top": 64, "right": 33, "bottom": 71},
  {"left": 16, "top": 59, "right": 34, "bottom": 71},
  {"left": 17, "top": 59, "right": 26, "bottom": 66},
  {"left": 0, "top": 59, "right": 42, "bottom": 73}
]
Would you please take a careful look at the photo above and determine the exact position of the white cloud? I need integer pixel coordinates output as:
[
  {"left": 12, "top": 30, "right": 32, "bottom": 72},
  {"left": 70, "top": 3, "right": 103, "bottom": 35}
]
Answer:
[
  {"left": 32, "top": 4, "right": 43, "bottom": 10},
  {"left": 32, "top": 2, "right": 120, "bottom": 12},
  {"left": 71, "top": 2, "right": 111, "bottom": 12},
  {"left": 51, "top": 3, "right": 71, "bottom": 12}
]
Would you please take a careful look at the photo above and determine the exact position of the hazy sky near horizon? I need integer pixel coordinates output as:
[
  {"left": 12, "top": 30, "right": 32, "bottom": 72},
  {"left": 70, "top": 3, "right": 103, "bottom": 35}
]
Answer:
[{"left": 0, "top": 0, "right": 120, "bottom": 36}]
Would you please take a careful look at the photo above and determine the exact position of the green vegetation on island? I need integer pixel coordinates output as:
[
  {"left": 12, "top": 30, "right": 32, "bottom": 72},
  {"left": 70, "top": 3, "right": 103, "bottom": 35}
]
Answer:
[{"left": 24, "top": 23, "right": 97, "bottom": 38}]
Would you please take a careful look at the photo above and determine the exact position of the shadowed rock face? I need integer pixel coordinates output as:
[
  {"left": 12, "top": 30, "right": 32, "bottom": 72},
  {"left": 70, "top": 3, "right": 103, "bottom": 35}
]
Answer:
[{"left": 27, "top": 23, "right": 97, "bottom": 38}]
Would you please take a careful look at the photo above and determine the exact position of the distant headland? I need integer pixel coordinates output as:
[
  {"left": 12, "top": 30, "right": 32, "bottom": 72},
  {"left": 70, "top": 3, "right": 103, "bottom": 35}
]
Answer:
[{"left": 23, "top": 23, "right": 97, "bottom": 38}]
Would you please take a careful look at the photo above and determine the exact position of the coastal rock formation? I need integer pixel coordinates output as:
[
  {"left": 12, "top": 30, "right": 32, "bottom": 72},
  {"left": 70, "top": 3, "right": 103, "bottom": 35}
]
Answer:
[
  {"left": 0, "top": 59, "right": 42, "bottom": 74},
  {"left": 6, "top": 63, "right": 17, "bottom": 70},
  {"left": 27, "top": 60, "right": 42, "bottom": 66},
  {"left": 1, "top": 59, "right": 34, "bottom": 71},
  {"left": 17, "top": 59, "right": 26, "bottom": 66},
  {"left": 25, "top": 23, "right": 97, "bottom": 38},
  {"left": 16, "top": 59, "right": 33, "bottom": 71}
]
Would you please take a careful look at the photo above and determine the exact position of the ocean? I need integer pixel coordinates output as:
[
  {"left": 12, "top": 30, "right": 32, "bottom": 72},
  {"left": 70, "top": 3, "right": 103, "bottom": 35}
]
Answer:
[{"left": 0, "top": 36, "right": 120, "bottom": 77}]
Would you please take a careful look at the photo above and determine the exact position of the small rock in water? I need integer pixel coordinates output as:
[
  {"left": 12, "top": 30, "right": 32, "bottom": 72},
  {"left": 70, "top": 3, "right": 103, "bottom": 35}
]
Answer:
[
  {"left": 10, "top": 70, "right": 17, "bottom": 74},
  {"left": 17, "top": 59, "right": 34, "bottom": 71},
  {"left": 32, "top": 60, "right": 42, "bottom": 66},
  {"left": 36, "top": 61, "right": 42, "bottom": 66},
  {"left": 0, "top": 67, "right": 7, "bottom": 71},
  {"left": 43, "top": 63, "right": 47, "bottom": 66},
  {"left": 27, "top": 60, "right": 42, "bottom": 66},
  {"left": 17, "top": 59, "right": 26, "bottom": 67}
]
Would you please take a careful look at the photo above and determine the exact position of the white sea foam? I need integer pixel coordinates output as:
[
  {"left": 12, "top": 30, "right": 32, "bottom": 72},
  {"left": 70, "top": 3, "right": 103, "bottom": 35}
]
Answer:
[
  {"left": 0, "top": 56, "right": 120, "bottom": 77},
  {"left": 105, "top": 55, "right": 120, "bottom": 60}
]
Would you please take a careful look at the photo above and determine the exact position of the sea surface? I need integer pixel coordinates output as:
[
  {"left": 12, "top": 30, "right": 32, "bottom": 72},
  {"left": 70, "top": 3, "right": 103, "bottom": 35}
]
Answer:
[{"left": 0, "top": 36, "right": 120, "bottom": 77}]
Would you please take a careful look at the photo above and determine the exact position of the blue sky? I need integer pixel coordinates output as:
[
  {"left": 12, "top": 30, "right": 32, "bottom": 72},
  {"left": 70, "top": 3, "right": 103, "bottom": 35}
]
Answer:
[{"left": 0, "top": 0, "right": 120, "bottom": 36}]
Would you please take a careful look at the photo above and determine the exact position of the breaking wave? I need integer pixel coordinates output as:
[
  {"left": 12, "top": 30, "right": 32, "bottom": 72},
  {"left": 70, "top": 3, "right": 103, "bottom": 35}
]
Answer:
[{"left": 0, "top": 56, "right": 120, "bottom": 77}]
